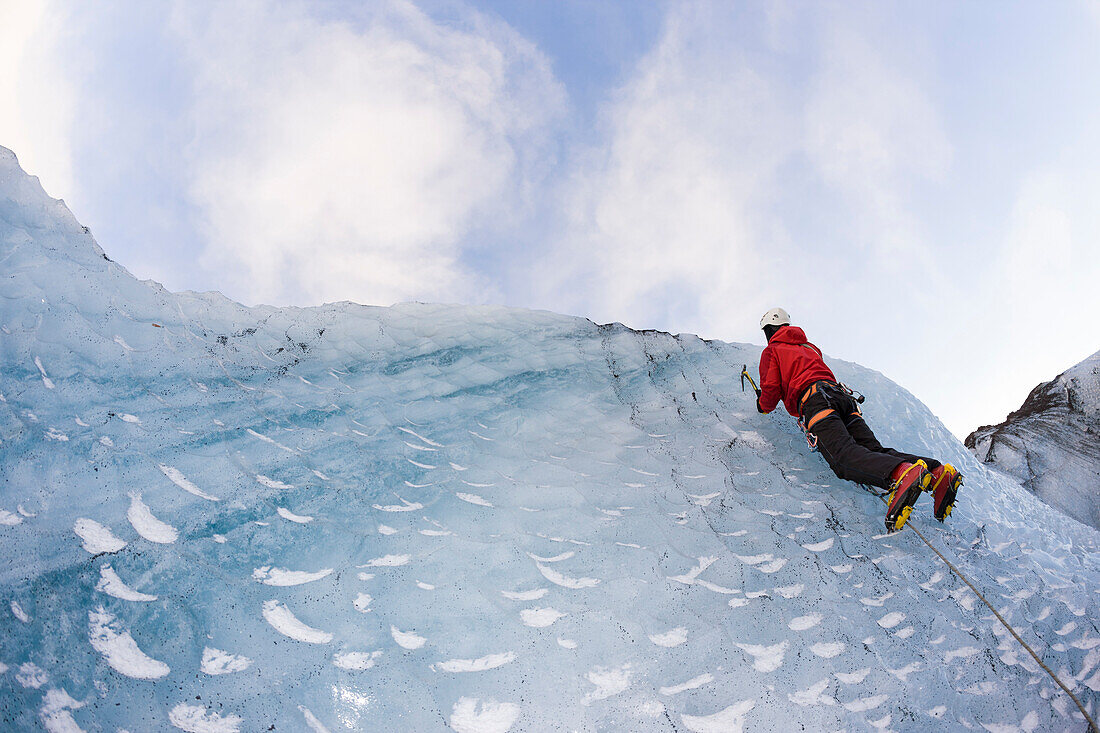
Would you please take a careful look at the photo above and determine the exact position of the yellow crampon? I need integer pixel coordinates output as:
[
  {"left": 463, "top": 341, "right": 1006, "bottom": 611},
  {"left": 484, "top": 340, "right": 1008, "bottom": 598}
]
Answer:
[
  {"left": 886, "top": 462, "right": 931, "bottom": 531},
  {"left": 892, "top": 504, "right": 912, "bottom": 530},
  {"left": 931, "top": 463, "right": 963, "bottom": 521}
]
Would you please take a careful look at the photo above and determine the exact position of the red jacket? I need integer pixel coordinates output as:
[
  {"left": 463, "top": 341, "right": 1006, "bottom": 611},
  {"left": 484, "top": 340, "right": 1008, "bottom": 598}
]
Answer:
[{"left": 757, "top": 325, "right": 836, "bottom": 416}]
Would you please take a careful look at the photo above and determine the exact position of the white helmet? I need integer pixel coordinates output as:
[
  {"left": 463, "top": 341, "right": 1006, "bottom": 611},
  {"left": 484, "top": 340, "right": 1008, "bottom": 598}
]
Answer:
[{"left": 759, "top": 307, "right": 791, "bottom": 329}]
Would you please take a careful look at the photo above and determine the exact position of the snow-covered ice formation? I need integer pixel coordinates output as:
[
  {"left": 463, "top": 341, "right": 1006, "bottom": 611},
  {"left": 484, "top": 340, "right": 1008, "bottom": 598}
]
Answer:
[
  {"left": 967, "top": 348, "right": 1100, "bottom": 530},
  {"left": 1, "top": 144, "right": 1099, "bottom": 730}
]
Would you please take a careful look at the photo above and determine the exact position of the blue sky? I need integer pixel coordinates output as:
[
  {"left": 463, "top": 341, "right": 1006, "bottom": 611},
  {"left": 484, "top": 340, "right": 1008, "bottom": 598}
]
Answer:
[{"left": 3, "top": 0, "right": 1099, "bottom": 438}]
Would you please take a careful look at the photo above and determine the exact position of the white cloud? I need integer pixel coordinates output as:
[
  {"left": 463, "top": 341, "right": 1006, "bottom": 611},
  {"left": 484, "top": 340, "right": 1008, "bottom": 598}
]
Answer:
[
  {"left": 910, "top": 161, "right": 1100, "bottom": 437},
  {"left": 0, "top": 0, "right": 75, "bottom": 198},
  {"left": 983, "top": 169, "right": 1100, "bottom": 392},
  {"left": 1083, "top": 0, "right": 1100, "bottom": 30},
  {"left": 170, "top": 0, "right": 565, "bottom": 307},
  {"left": 804, "top": 26, "right": 951, "bottom": 264},
  {"left": 543, "top": 4, "right": 796, "bottom": 335},
  {"left": 541, "top": 4, "right": 952, "bottom": 343},
  {"left": 1001, "top": 174, "right": 1075, "bottom": 302}
]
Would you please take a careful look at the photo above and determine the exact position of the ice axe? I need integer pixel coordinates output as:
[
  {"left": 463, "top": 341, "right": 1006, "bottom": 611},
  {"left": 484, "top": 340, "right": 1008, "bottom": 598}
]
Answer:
[{"left": 740, "top": 364, "right": 760, "bottom": 398}]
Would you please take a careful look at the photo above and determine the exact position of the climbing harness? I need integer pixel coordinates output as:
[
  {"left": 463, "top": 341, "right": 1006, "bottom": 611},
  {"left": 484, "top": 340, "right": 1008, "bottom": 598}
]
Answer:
[
  {"left": 876, "top": 493, "right": 1099, "bottom": 732},
  {"left": 796, "top": 380, "right": 863, "bottom": 453}
]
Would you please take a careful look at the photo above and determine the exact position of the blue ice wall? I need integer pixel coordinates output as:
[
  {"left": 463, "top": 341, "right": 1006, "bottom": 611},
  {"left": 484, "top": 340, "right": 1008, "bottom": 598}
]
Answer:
[{"left": 1, "top": 146, "right": 1098, "bottom": 731}]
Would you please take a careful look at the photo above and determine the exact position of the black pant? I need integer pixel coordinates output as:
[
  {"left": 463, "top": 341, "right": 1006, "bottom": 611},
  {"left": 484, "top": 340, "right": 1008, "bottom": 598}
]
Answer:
[{"left": 801, "top": 382, "right": 939, "bottom": 489}]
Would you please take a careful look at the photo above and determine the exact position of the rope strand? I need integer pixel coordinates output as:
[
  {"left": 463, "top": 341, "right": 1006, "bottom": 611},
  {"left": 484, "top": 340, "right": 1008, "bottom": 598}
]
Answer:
[{"left": 879, "top": 494, "right": 1098, "bottom": 732}]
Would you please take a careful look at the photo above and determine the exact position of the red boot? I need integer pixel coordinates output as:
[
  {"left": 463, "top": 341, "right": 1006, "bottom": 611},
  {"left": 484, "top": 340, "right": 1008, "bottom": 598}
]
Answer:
[
  {"left": 929, "top": 463, "right": 963, "bottom": 521},
  {"left": 885, "top": 460, "right": 931, "bottom": 532}
]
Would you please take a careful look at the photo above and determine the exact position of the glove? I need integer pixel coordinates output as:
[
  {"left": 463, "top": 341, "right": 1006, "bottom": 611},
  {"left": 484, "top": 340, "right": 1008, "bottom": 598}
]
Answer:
[{"left": 756, "top": 397, "right": 767, "bottom": 414}]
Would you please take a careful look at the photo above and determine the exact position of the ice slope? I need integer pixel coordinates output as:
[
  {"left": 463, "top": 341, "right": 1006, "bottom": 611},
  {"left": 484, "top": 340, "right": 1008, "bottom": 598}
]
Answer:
[
  {"left": 1, "top": 143, "right": 1098, "bottom": 732},
  {"left": 966, "top": 349, "right": 1100, "bottom": 530}
]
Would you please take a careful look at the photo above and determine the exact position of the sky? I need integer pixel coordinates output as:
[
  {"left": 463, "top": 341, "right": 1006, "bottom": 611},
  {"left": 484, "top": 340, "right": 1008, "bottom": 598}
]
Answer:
[{"left": 2, "top": 0, "right": 1100, "bottom": 439}]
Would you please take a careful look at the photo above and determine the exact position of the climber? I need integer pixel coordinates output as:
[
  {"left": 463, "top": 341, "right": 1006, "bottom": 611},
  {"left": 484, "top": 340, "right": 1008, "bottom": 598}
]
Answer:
[{"left": 753, "top": 307, "right": 962, "bottom": 532}]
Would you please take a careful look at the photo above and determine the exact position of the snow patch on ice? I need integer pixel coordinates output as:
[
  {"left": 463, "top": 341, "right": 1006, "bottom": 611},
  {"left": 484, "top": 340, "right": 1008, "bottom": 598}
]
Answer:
[
  {"left": 127, "top": 493, "right": 178, "bottom": 543},
  {"left": 168, "top": 702, "right": 243, "bottom": 732},
  {"left": 256, "top": 474, "right": 293, "bottom": 490},
  {"left": 391, "top": 626, "right": 426, "bottom": 650},
  {"left": 34, "top": 357, "right": 54, "bottom": 389},
  {"left": 811, "top": 642, "right": 846, "bottom": 658},
  {"left": 836, "top": 668, "right": 872, "bottom": 684},
  {"left": 789, "top": 679, "right": 836, "bottom": 707},
  {"left": 299, "top": 705, "right": 330, "bottom": 733},
  {"left": 449, "top": 697, "right": 520, "bottom": 733},
  {"left": 334, "top": 650, "right": 382, "bottom": 670},
  {"left": 17, "top": 662, "right": 48, "bottom": 688},
  {"left": 502, "top": 588, "right": 547, "bottom": 601},
  {"left": 436, "top": 651, "right": 516, "bottom": 673},
  {"left": 73, "top": 518, "right": 126, "bottom": 554},
  {"left": 11, "top": 600, "right": 30, "bottom": 622},
  {"left": 648, "top": 628, "right": 688, "bottom": 647},
  {"left": 262, "top": 600, "right": 332, "bottom": 643},
  {"left": 456, "top": 492, "right": 493, "bottom": 507},
  {"left": 945, "top": 646, "right": 980, "bottom": 662},
  {"left": 521, "top": 608, "right": 565, "bottom": 628},
  {"left": 277, "top": 506, "right": 314, "bottom": 523},
  {"left": 362, "top": 554, "right": 410, "bottom": 567},
  {"left": 680, "top": 700, "right": 755, "bottom": 733},
  {"left": 789, "top": 614, "right": 823, "bottom": 631},
  {"left": 668, "top": 556, "right": 718, "bottom": 585},
  {"left": 736, "top": 641, "right": 788, "bottom": 673},
  {"left": 877, "top": 612, "right": 905, "bottom": 629},
  {"left": 659, "top": 673, "right": 713, "bottom": 695},
  {"left": 201, "top": 647, "right": 252, "bottom": 675},
  {"left": 39, "top": 688, "right": 84, "bottom": 733},
  {"left": 537, "top": 563, "right": 599, "bottom": 589},
  {"left": 373, "top": 497, "right": 423, "bottom": 512},
  {"left": 96, "top": 565, "right": 157, "bottom": 601},
  {"left": 582, "top": 664, "right": 632, "bottom": 704},
  {"left": 158, "top": 464, "right": 218, "bottom": 501},
  {"left": 527, "top": 551, "right": 573, "bottom": 563},
  {"left": 88, "top": 608, "right": 170, "bottom": 679},
  {"left": 252, "top": 566, "right": 333, "bottom": 586}
]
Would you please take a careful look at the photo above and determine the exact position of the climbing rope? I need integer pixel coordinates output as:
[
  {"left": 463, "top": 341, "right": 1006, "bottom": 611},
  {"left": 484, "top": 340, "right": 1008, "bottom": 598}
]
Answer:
[{"left": 879, "top": 494, "right": 1099, "bottom": 732}]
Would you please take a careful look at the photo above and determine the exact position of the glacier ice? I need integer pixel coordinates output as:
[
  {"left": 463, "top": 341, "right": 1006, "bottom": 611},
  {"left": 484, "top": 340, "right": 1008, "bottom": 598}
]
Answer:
[
  {"left": 967, "top": 348, "right": 1100, "bottom": 529},
  {"left": 1, "top": 143, "right": 1099, "bottom": 730}
]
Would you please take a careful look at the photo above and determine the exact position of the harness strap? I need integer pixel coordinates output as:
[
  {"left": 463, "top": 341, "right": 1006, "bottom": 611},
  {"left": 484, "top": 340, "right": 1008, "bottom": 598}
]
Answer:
[
  {"left": 799, "top": 382, "right": 820, "bottom": 408},
  {"left": 799, "top": 379, "right": 840, "bottom": 409},
  {"left": 805, "top": 408, "right": 835, "bottom": 431}
]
